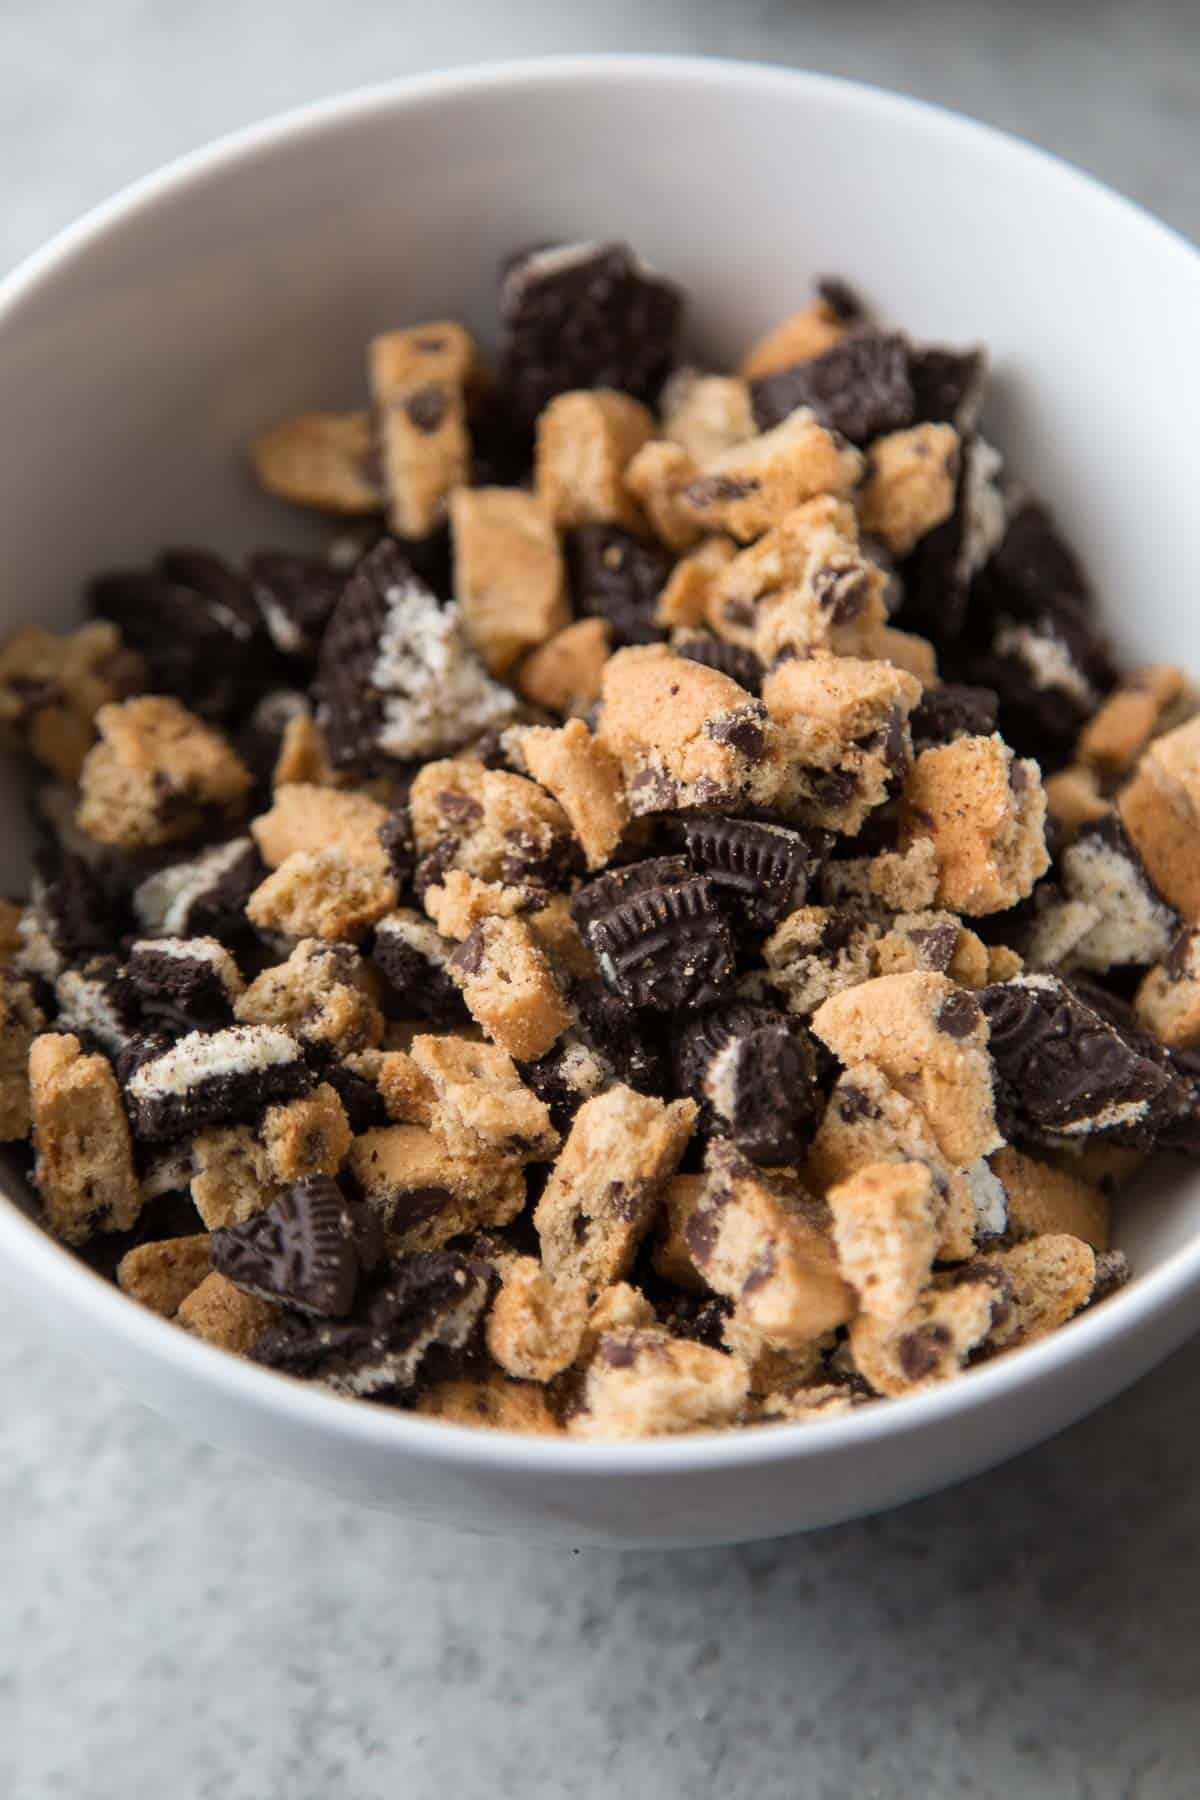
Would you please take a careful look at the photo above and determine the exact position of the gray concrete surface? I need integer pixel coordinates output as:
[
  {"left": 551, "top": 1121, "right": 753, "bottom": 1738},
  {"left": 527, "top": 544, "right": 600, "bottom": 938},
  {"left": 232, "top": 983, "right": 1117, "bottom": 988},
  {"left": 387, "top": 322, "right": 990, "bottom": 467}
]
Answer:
[{"left": 3, "top": 4, "right": 1200, "bottom": 1794}]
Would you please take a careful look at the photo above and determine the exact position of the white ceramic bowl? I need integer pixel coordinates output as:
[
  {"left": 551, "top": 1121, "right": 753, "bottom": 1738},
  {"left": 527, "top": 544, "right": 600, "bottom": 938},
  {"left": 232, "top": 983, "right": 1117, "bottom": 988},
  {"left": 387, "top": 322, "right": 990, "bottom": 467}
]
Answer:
[{"left": 3, "top": 55, "right": 1200, "bottom": 1547}]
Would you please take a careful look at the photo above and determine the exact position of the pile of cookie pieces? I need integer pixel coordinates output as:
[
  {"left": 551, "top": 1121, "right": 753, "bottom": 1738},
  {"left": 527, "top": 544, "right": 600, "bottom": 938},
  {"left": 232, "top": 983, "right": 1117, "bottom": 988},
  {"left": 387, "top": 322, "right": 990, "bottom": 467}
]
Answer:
[{"left": 2, "top": 242, "right": 1198, "bottom": 1441}]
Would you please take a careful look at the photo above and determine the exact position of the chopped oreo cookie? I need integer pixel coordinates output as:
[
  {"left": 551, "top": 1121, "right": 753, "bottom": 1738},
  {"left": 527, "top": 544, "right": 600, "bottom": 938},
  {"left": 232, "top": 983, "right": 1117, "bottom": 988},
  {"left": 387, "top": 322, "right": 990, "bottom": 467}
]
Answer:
[
  {"left": 19, "top": 852, "right": 123, "bottom": 979},
  {"left": 674, "top": 999, "right": 820, "bottom": 1163},
  {"left": 125, "top": 1024, "right": 312, "bottom": 1141},
  {"left": 675, "top": 815, "right": 822, "bottom": 930},
  {"left": 53, "top": 956, "right": 143, "bottom": 1056},
  {"left": 377, "top": 806, "right": 416, "bottom": 892},
  {"left": 909, "top": 683, "right": 999, "bottom": 753},
  {"left": 565, "top": 525, "right": 672, "bottom": 647},
  {"left": 132, "top": 837, "right": 264, "bottom": 942},
  {"left": 749, "top": 329, "right": 914, "bottom": 442},
  {"left": 979, "top": 973, "right": 1178, "bottom": 1145},
  {"left": 250, "top": 1250, "right": 497, "bottom": 1397},
  {"left": 370, "top": 910, "right": 469, "bottom": 1022},
  {"left": 315, "top": 1058, "right": 389, "bottom": 1134},
  {"left": 588, "top": 875, "right": 735, "bottom": 1011},
  {"left": 673, "top": 637, "right": 764, "bottom": 694},
  {"left": 316, "top": 541, "right": 514, "bottom": 768},
  {"left": 908, "top": 344, "right": 988, "bottom": 432},
  {"left": 211, "top": 1176, "right": 379, "bottom": 1317},
  {"left": 499, "top": 241, "right": 683, "bottom": 430},
  {"left": 900, "top": 437, "right": 1008, "bottom": 642},
  {"left": 570, "top": 856, "right": 692, "bottom": 935},
  {"left": 247, "top": 550, "right": 343, "bottom": 660},
  {"left": 235, "top": 690, "right": 309, "bottom": 790},
  {"left": 126, "top": 937, "right": 242, "bottom": 1033}
]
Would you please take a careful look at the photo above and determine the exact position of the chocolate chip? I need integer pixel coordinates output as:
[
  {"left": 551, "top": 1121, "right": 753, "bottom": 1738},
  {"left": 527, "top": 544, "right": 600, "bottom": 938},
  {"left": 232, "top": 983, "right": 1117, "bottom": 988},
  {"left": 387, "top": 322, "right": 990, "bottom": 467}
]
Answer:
[
  {"left": 674, "top": 637, "right": 764, "bottom": 694},
  {"left": 812, "top": 556, "right": 871, "bottom": 625},
  {"left": 448, "top": 930, "right": 486, "bottom": 979},
  {"left": 937, "top": 991, "right": 981, "bottom": 1039},
  {"left": 907, "top": 923, "right": 960, "bottom": 974},
  {"left": 251, "top": 1251, "right": 497, "bottom": 1397},
  {"left": 750, "top": 329, "right": 914, "bottom": 443},
  {"left": 676, "top": 815, "right": 821, "bottom": 929},
  {"left": 741, "top": 1243, "right": 776, "bottom": 1296},
  {"left": 684, "top": 474, "right": 759, "bottom": 508},
  {"left": 403, "top": 385, "right": 448, "bottom": 434},
  {"left": 897, "top": 1323, "right": 951, "bottom": 1381},
  {"left": 816, "top": 277, "right": 864, "bottom": 322},
  {"left": 588, "top": 876, "right": 736, "bottom": 1012},
  {"left": 211, "top": 1177, "right": 364, "bottom": 1317},
  {"left": 837, "top": 1084, "right": 882, "bottom": 1123},
  {"left": 499, "top": 241, "right": 683, "bottom": 430},
  {"left": 565, "top": 524, "right": 672, "bottom": 647},
  {"left": 704, "top": 703, "right": 767, "bottom": 760}
]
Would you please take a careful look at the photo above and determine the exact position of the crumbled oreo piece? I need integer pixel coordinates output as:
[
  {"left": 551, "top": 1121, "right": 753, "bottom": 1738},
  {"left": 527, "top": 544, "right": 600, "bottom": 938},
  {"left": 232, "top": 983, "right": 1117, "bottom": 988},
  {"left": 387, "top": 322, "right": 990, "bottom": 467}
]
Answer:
[
  {"left": 235, "top": 689, "right": 309, "bottom": 790},
  {"left": 908, "top": 344, "right": 988, "bottom": 433},
  {"left": 247, "top": 550, "right": 343, "bottom": 660},
  {"left": 967, "top": 607, "right": 1113, "bottom": 771},
  {"left": 132, "top": 837, "right": 264, "bottom": 942},
  {"left": 816, "top": 277, "right": 864, "bottom": 322},
  {"left": 1089, "top": 1248, "right": 1131, "bottom": 1304},
  {"left": 315, "top": 1058, "right": 389, "bottom": 1134},
  {"left": 570, "top": 855, "right": 691, "bottom": 935},
  {"left": 211, "top": 1177, "right": 373, "bottom": 1317},
  {"left": 250, "top": 1250, "right": 497, "bottom": 1397},
  {"left": 749, "top": 329, "right": 914, "bottom": 442},
  {"left": 655, "top": 1289, "right": 735, "bottom": 1350},
  {"left": 53, "top": 956, "right": 143, "bottom": 1056},
  {"left": 675, "top": 815, "right": 823, "bottom": 930},
  {"left": 909, "top": 683, "right": 999, "bottom": 753},
  {"left": 370, "top": 910, "right": 469, "bottom": 1022},
  {"left": 571, "top": 981, "right": 665, "bottom": 1093},
  {"left": 125, "top": 1024, "right": 312, "bottom": 1141},
  {"left": 565, "top": 525, "right": 672, "bottom": 648},
  {"left": 589, "top": 876, "right": 736, "bottom": 1011},
  {"left": 499, "top": 241, "right": 683, "bottom": 430},
  {"left": 126, "top": 937, "right": 242, "bottom": 1033},
  {"left": 1058, "top": 815, "right": 1179, "bottom": 972},
  {"left": 979, "top": 973, "right": 1177, "bottom": 1144},
  {"left": 901, "top": 438, "right": 1007, "bottom": 642},
  {"left": 674, "top": 1000, "right": 820, "bottom": 1163},
  {"left": 317, "top": 541, "right": 514, "bottom": 767},
  {"left": 21, "top": 852, "right": 122, "bottom": 977},
  {"left": 674, "top": 637, "right": 764, "bottom": 694}
]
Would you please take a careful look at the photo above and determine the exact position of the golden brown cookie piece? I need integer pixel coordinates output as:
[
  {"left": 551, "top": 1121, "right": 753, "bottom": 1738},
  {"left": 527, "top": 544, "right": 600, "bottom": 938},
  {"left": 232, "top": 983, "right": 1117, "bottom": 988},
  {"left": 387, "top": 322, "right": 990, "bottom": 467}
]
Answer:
[
  {"left": 414, "top": 1373, "right": 563, "bottom": 1434},
  {"left": 271, "top": 710, "right": 343, "bottom": 791},
  {"left": 678, "top": 408, "right": 864, "bottom": 542},
  {"left": 660, "top": 368, "right": 756, "bottom": 461},
  {"left": 865, "top": 623, "right": 939, "bottom": 687},
  {"left": 345, "top": 1048, "right": 435, "bottom": 1126},
  {"left": 368, "top": 320, "right": 480, "bottom": 537},
  {"left": 568, "top": 1327, "right": 749, "bottom": 1438},
  {"left": 1077, "top": 665, "right": 1194, "bottom": 781},
  {"left": 450, "top": 487, "right": 569, "bottom": 675},
  {"left": 680, "top": 1142, "right": 854, "bottom": 1351},
  {"left": 117, "top": 1235, "right": 213, "bottom": 1318},
  {"left": 408, "top": 1033, "right": 558, "bottom": 1164},
  {"left": 348, "top": 1123, "right": 525, "bottom": 1252},
  {"left": 899, "top": 734, "right": 1049, "bottom": 915},
  {"left": 706, "top": 497, "right": 880, "bottom": 656},
  {"left": 190, "top": 1125, "right": 280, "bottom": 1228},
  {"left": 251, "top": 784, "right": 391, "bottom": 875},
  {"left": 652, "top": 1173, "right": 711, "bottom": 1293},
  {"left": 981, "top": 1234, "right": 1097, "bottom": 1348},
  {"left": 1135, "top": 930, "right": 1200, "bottom": 1048},
  {"left": 516, "top": 719, "right": 628, "bottom": 870},
  {"left": 577, "top": 1282, "right": 657, "bottom": 1361},
  {"left": 261, "top": 1083, "right": 352, "bottom": 1184},
  {"left": 0, "top": 620, "right": 143, "bottom": 782},
  {"left": 596, "top": 644, "right": 778, "bottom": 816},
  {"left": 247, "top": 410, "right": 383, "bottom": 514},
  {"left": 446, "top": 916, "right": 571, "bottom": 1061},
  {"left": 623, "top": 440, "right": 704, "bottom": 551},
  {"left": 534, "top": 1085, "right": 696, "bottom": 1295},
  {"left": 763, "top": 906, "right": 880, "bottom": 1017},
  {"left": 655, "top": 535, "right": 736, "bottom": 630},
  {"left": 423, "top": 870, "right": 591, "bottom": 979},
  {"left": 812, "top": 972, "right": 1000, "bottom": 1168},
  {"left": 177, "top": 1270, "right": 280, "bottom": 1354},
  {"left": 235, "top": 939, "right": 384, "bottom": 1055},
  {"left": 827, "top": 1160, "right": 940, "bottom": 1323},
  {"left": 516, "top": 617, "right": 613, "bottom": 718},
  {"left": 535, "top": 389, "right": 655, "bottom": 531},
  {"left": 77, "top": 696, "right": 252, "bottom": 852},
  {"left": 486, "top": 1256, "right": 589, "bottom": 1381},
  {"left": 246, "top": 850, "right": 397, "bottom": 943},
  {"left": 408, "top": 758, "right": 574, "bottom": 886},
  {"left": 1118, "top": 716, "right": 1200, "bottom": 919},
  {"left": 737, "top": 298, "right": 848, "bottom": 378},
  {"left": 989, "top": 1146, "right": 1109, "bottom": 1251},
  {"left": 848, "top": 1276, "right": 998, "bottom": 1396},
  {"left": 867, "top": 838, "right": 940, "bottom": 912},
  {"left": 860, "top": 424, "right": 960, "bottom": 556},
  {"left": 755, "top": 1382, "right": 861, "bottom": 1425},
  {"left": 762, "top": 655, "right": 921, "bottom": 835},
  {"left": 29, "top": 1033, "right": 141, "bottom": 1245},
  {"left": 1043, "top": 764, "right": 1112, "bottom": 837},
  {"left": 0, "top": 969, "right": 45, "bottom": 1140}
]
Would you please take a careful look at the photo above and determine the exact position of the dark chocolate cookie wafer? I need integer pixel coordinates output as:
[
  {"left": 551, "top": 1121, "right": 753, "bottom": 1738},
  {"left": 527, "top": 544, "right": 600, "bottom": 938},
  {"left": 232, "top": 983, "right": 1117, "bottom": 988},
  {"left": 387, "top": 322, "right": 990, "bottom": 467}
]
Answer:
[
  {"left": 589, "top": 875, "right": 736, "bottom": 1011},
  {"left": 126, "top": 937, "right": 242, "bottom": 1033},
  {"left": 370, "top": 910, "right": 469, "bottom": 1023},
  {"left": 750, "top": 329, "right": 914, "bottom": 442},
  {"left": 674, "top": 999, "right": 821, "bottom": 1164},
  {"left": 125, "top": 1024, "right": 312, "bottom": 1140},
  {"left": 675, "top": 815, "right": 823, "bottom": 930},
  {"left": 211, "top": 1176, "right": 381, "bottom": 1317},
  {"left": 499, "top": 241, "right": 683, "bottom": 430},
  {"left": 247, "top": 550, "right": 343, "bottom": 660},
  {"left": 250, "top": 1250, "right": 498, "bottom": 1397},
  {"left": 674, "top": 637, "right": 764, "bottom": 695},
  {"left": 565, "top": 524, "right": 672, "bottom": 647}
]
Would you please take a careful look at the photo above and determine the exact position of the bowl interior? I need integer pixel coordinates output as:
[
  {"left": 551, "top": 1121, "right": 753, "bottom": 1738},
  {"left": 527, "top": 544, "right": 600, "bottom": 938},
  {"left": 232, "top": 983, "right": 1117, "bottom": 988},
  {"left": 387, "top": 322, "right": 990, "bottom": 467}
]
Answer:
[{"left": 2, "top": 57, "right": 1200, "bottom": 1401}]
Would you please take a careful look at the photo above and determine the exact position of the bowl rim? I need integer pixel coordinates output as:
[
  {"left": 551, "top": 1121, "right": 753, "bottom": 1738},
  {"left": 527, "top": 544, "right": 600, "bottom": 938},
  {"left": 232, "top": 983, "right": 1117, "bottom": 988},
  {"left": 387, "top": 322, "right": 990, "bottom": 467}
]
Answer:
[{"left": 3, "top": 50, "right": 1200, "bottom": 1478}]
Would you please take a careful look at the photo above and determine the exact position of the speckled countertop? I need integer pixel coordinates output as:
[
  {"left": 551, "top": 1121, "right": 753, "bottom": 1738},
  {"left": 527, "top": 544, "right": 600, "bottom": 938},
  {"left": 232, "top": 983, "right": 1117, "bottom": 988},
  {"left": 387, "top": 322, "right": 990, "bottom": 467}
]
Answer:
[{"left": 3, "top": 5, "right": 1200, "bottom": 1795}]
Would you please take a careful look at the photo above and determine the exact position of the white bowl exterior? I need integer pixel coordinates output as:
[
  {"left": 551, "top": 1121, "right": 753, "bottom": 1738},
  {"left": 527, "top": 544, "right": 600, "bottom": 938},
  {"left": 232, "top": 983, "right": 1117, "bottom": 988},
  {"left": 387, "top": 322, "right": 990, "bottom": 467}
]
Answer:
[{"left": 2, "top": 57, "right": 1200, "bottom": 1542}]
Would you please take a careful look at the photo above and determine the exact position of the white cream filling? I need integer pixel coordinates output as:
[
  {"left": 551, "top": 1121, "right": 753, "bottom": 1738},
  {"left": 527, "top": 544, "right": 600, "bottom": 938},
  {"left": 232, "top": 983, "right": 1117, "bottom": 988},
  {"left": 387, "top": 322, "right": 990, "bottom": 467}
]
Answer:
[
  {"left": 370, "top": 584, "right": 514, "bottom": 759},
  {"left": 134, "top": 838, "right": 253, "bottom": 937},
  {"left": 994, "top": 623, "right": 1098, "bottom": 710},
  {"left": 129, "top": 1025, "right": 300, "bottom": 1101}
]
